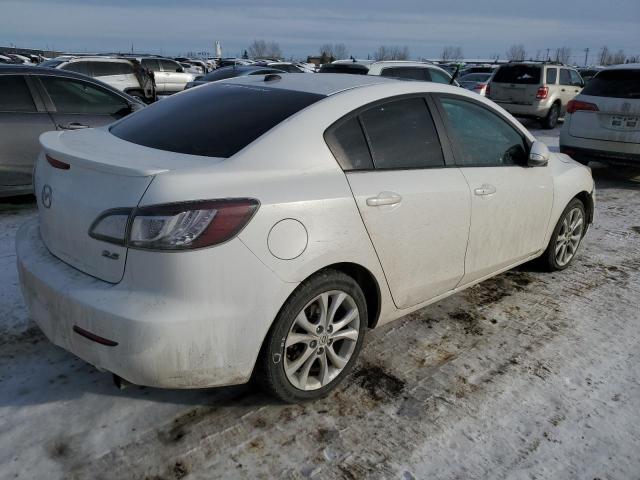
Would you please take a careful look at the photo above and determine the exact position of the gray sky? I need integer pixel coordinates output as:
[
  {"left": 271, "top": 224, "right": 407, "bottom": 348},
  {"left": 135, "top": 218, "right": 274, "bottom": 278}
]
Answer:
[{"left": 2, "top": 0, "right": 639, "bottom": 62}]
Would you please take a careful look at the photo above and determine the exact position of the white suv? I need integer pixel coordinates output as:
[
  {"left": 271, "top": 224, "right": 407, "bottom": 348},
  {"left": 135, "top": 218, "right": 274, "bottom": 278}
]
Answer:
[
  {"left": 560, "top": 64, "right": 640, "bottom": 165},
  {"left": 136, "top": 57, "right": 194, "bottom": 94},
  {"left": 320, "top": 60, "right": 456, "bottom": 85}
]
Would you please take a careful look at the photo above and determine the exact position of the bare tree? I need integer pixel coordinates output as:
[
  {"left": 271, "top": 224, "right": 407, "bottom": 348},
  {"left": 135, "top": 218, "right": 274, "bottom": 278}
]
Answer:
[
  {"left": 506, "top": 44, "right": 526, "bottom": 61},
  {"left": 554, "top": 47, "right": 572, "bottom": 64},
  {"left": 611, "top": 49, "right": 626, "bottom": 65},
  {"left": 441, "top": 46, "right": 463, "bottom": 62},
  {"left": 319, "top": 43, "right": 349, "bottom": 60},
  {"left": 248, "top": 39, "right": 282, "bottom": 60},
  {"left": 373, "top": 45, "right": 410, "bottom": 61}
]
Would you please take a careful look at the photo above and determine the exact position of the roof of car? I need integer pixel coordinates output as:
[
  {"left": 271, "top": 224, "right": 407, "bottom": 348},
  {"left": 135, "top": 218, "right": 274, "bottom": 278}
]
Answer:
[
  {"left": 221, "top": 72, "right": 397, "bottom": 95},
  {"left": 605, "top": 63, "right": 640, "bottom": 70}
]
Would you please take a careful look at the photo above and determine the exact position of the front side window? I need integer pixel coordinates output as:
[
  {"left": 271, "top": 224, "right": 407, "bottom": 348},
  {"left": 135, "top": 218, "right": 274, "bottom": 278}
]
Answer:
[
  {"left": 40, "top": 76, "right": 128, "bottom": 115},
  {"left": 559, "top": 69, "right": 572, "bottom": 86},
  {"left": 359, "top": 97, "right": 444, "bottom": 169},
  {"left": 0, "top": 75, "right": 36, "bottom": 112},
  {"left": 429, "top": 69, "right": 451, "bottom": 84},
  {"left": 439, "top": 96, "right": 527, "bottom": 167},
  {"left": 546, "top": 68, "right": 557, "bottom": 84},
  {"left": 160, "top": 59, "right": 180, "bottom": 72}
]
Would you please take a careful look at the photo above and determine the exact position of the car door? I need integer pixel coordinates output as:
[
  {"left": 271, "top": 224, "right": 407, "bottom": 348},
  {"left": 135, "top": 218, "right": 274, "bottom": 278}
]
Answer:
[
  {"left": 36, "top": 75, "right": 132, "bottom": 130},
  {"left": 559, "top": 68, "right": 579, "bottom": 111},
  {"left": 433, "top": 94, "right": 553, "bottom": 285},
  {"left": 0, "top": 74, "right": 56, "bottom": 190},
  {"left": 159, "top": 59, "right": 189, "bottom": 93},
  {"left": 141, "top": 59, "right": 163, "bottom": 92},
  {"left": 326, "top": 96, "right": 471, "bottom": 309}
]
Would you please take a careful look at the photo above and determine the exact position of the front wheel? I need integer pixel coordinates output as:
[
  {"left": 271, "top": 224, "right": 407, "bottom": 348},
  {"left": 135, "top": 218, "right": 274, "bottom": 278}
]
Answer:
[
  {"left": 257, "top": 270, "right": 367, "bottom": 402},
  {"left": 540, "top": 198, "right": 586, "bottom": 271}
]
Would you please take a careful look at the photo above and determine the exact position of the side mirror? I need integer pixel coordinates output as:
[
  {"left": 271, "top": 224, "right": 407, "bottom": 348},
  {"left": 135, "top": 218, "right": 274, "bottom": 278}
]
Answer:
[
  {"left": 176, "top": 66, "right": 184, "bottom": 73},
  {"left": 528, "top": 140, "right": 549, "bottom": 167}
]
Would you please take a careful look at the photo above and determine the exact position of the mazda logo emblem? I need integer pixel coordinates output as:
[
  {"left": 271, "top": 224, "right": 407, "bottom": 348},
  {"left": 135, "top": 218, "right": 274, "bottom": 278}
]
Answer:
[{"left": 42, "top": 184, "right": 52, "bottom": 209}]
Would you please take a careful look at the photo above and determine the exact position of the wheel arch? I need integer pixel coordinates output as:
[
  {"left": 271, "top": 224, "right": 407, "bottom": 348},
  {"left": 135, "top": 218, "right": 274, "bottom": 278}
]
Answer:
[{"left": 574, "top": 190, "right": 594, "bottom": 226}]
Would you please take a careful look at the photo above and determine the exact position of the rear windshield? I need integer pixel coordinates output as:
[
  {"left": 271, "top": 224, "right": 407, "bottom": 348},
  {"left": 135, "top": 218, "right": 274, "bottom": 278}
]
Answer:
[
  {"left": 581, "top": 70, "right": 640, "bottom": 99},
  {"left": 319, "top": 64, "right": 369, "bottom": 75},
  {"left": 110, "top": 83, "right": 324, "bottom": 158},
  {"left": 492, "top": 65, "right": 541, "bottom": 84},
  {"left": 202, "top": 67, "right": 244, "bottom": 81}
]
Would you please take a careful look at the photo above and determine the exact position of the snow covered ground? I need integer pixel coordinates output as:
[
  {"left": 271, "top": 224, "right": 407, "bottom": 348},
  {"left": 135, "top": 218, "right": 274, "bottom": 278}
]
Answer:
[{"left": 1, "top": 123, "right": 639, "bottom": 479}]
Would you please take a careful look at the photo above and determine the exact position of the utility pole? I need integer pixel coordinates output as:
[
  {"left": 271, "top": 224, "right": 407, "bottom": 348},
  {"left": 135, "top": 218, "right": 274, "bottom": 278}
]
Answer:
[
  {"left": 545, "top": 48, "right": 550, "bottom": 61},
  {"left": 584, "top": 47, "right": 589, "bottom": 66}
]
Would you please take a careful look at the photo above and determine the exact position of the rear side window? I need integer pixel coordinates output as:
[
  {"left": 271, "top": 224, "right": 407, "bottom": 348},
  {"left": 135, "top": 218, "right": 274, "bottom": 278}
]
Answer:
[
  {"left": 93, "top": 62, "right": 134, "bottom": 76},
  {"left": 110, "top": 84, "right": 324, "bottom": 158},
  {"left": 62, "top": 61, "right": 92, "bottom": 76},
  {"left": 40, "top": 76, "right": 129, "bottom": 115},
  {"left": 325, "top": 117, "right": 373, "bottom": 170},
  {"left": 380, "top": 67, "right": 431, "bottom": 81},
  {"left": 360, "top": 97, "right": 444, "bottom": 169},
  {"left": 0, "top": 75, "right": 36, "bottom": 112},
  {"left": 493, "top": 65, "right": 541, "bottom": 84},
  {"left": 546, "top": 68, "right": 557, "bottom": 84},
  {"left": 582, "top": 69, "right": 640, "bottom": 99}
]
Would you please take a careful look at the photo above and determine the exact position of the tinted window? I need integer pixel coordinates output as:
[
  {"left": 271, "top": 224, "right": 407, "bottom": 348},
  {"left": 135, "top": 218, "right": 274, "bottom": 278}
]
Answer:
[
  {"left": 160, "top": 59, "right": 180, "bottom": 72},
  {"left": 359, "top": 97, "right": 444, "bottom": 169},
  {"left": 380, "top": 67, "right": 431, "bottom": 81},
  {"left": 325, "top": 117, "right": 373, "bottom": 170},
  {"left": 141, "top": 59, "right": 160, "bottom": 72},
  {"left": 248, "top": 69, "right": 282, "bottom": 76},
  {"left": 440, "top": 97, "right": 527, "bottom": 167},
  {"left": 0, "top": 75, "right": 36, "bottom": 112},
  {"left": 93, "top": 61, "right": 134, "bottom": 76},
  {"left": 582, "top": 69, "right": 640, "bottom": 99},
  {"left": 62, "top": 61, "right": 91, "bottom": 76},
  {"left": 110, "top": 84, "right": 324, "bottom": 158},
  {"left": 319, "top": 64, "right": 369, "bottom": 75},
  {"left": 40, "top": 77, "right": 128, "bottom": 114},
  {"left": 559, "top": 69, "right": 572, "bottom": 85},
  {"left": 429, "top": 69, "right": 451, "bottom": 84},
  {"left": 546, "top": 67, "right": 557, "bottom": 84},
  {"left": 202, "top": 67, "right": 245, "bottom": 81},
  {"left": 493, "top": 65, "right": 541, "bottom": 84}
]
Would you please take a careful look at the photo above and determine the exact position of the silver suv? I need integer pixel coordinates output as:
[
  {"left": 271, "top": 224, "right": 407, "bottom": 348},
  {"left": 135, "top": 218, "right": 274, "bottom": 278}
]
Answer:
[
  {"left": 488, "top": 62, "right": 584, "bottom": 129},
  {"left": 134, "top": 57, "right": 194, "bottom": 94}
]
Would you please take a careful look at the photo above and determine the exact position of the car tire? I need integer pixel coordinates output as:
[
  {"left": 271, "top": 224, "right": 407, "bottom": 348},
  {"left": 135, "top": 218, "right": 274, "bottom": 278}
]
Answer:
[
  {"left": 539, "top": 198, "right": 586, "bottom": 271},
  {"left": 540, "top": 103, "right": 560, "bottom": 129},
  {"left": 257, "top": 269, "right": 367, "bottom": 403}
]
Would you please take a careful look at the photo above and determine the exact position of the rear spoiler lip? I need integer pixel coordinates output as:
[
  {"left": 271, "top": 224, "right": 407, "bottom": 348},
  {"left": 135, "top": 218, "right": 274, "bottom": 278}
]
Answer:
[{"left": 39, "top": 130, "right": 170, "bottom": 177}]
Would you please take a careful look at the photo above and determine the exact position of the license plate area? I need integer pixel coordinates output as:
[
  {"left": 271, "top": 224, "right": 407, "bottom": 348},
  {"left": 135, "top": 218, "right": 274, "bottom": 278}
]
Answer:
[{"left": 610, "top": 115, "right": 639, "bottom": 130}]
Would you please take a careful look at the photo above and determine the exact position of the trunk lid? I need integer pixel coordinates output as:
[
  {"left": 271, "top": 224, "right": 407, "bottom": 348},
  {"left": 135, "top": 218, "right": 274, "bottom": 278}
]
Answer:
[
  {"left": 35, "top": 127, "right": 214, "bottom": 283},
  {"left": 568, "top": 94, "right": 640, "bottom": 143}
]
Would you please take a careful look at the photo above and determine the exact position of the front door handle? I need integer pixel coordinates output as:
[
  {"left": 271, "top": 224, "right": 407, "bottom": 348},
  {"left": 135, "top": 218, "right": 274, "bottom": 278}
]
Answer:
[
  {"left": 366, "top": 191, "right": 402, "bottom": 207},
  {"left": 474, "top": 184, "right": 497, "bottom": 196},
  {"left": 58, "top": 122, "right": 89, "bottom": 130}
]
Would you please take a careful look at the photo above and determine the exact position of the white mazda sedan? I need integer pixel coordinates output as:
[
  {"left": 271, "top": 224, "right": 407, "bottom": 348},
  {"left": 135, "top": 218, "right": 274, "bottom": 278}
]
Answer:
[{"left": 17, "top": 74, "right": 595, "bottom": 402}]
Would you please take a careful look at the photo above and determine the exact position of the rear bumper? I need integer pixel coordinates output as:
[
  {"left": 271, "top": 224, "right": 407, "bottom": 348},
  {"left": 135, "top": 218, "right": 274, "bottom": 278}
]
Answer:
[
  {"left": 492, "top": 101, "right": 550, "bottom": 118},
  {"left": 559, "top": 130, "right": 640, "bottom": 165},
  {"left": 16, "top": 218, "right": 294, "bottom": 388}
]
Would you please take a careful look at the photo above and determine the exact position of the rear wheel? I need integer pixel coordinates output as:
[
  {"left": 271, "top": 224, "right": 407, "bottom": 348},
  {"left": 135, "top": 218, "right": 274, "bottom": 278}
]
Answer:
[
  {"left": 540, "top": 103, "right": 560, "bottom": 129},
  {"left": 257, "top": 270, "right": 367, "bottom": 402},
  {"left": 539, "top": 198, "right": 586, "bottom": 271}
]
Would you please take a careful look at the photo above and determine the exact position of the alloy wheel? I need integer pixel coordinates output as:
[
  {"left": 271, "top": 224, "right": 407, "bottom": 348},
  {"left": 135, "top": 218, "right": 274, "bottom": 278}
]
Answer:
[{"left": 555, "top": 207, "right": 584, "bottom": 266}]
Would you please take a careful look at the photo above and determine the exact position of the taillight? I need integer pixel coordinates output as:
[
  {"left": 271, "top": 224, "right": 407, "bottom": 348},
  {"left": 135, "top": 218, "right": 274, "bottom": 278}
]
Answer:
[
  {"left": 536, "top": 86, "right": 549, "bottom": 100},
  {"left": 566, "top": 100, "right": 598, "bottom": 114},
  {"left": 89, "top": 199, "right": 259, "bottom": 250},
  {"left": 46, "top": 154, "right": 70, "bottom": 170}
]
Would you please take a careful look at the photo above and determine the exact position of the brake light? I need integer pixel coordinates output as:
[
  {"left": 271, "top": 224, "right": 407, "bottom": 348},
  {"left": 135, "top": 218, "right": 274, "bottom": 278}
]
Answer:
[
  {"left": 89, "top": 199, "right": 259, "bottom": 250},
  {"left": 536, "top": 86, "right": 549, "bottom": 100},
  {"left": 566, "top": 100, "right": 599, "bottom": 114},
  {"left": 46, "top": 154, "right": 70, "bottom": 170}
]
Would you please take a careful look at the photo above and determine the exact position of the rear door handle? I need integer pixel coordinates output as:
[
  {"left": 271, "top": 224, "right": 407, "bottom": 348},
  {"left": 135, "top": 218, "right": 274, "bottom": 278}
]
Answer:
[
  {"left": 58, "top": 122, "right": 89, "bottom": 130},
  {"left": 366, "top": 191, "right": 402, "bottom": 206},
  {"left": 474, "top": 184, "right": 497, "bottom": 196}
]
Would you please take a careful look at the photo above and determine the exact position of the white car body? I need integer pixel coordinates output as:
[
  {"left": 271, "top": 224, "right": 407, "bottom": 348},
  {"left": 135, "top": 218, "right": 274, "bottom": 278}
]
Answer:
[
  {"left": 17, "top": 74, "right": 594, "bottom": 391},
  {"left": 560, "top": 63, "right": 640, "bottom": 165}
]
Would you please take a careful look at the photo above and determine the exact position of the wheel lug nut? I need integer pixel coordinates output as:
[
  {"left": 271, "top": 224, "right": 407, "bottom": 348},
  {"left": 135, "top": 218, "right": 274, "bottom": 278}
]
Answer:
[
  {"left": 317, "top": 347, "right": 324, "bottom": 355},
  {"left": 310, "top": 340, "right": 317, "bottom": 348},
  {"left": 327, "top": 325, "right": 333, "bottom": 333},
  {"left": 316, "top": 325, "right": 323, "bottom": 333}
]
